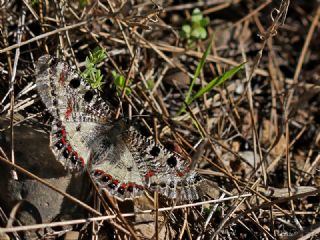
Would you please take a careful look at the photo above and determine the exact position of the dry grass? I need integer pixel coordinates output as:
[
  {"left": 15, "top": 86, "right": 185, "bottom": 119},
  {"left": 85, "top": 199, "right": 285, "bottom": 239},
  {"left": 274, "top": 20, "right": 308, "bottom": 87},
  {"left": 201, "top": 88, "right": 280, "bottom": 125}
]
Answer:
[{"left": 0, "top": 0, "right": 320, "bottom": 239}]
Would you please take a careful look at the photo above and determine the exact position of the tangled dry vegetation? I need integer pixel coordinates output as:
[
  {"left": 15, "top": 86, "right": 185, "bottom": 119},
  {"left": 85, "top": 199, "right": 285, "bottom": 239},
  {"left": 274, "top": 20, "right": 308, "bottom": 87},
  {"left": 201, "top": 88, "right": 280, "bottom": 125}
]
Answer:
[{"left": 0, "top": 0, "right": 320, "bottom": 239}]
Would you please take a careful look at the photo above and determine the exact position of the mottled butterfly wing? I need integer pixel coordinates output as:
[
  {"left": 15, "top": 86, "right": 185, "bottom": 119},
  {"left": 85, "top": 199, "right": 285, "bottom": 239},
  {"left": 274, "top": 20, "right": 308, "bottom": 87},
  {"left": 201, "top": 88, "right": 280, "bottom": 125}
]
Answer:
[
  {"left": 89, "top": 123, "right": 146, "bottom": 200},
  {"left": 121, "top": 127, "right": 204, "bottom": 201},
  {"left": 36, "top": 55, "right": 114, "bottom": 170},
  {"left": 36, "top": 55, "right": 112, "bottom": 124},
  {"left": 36, "top": 55, "right": 204, "bottom": 201},
  {"left": 36, "top": 55, "right": 147, "bottom": 199},
  {"left": 49, "top": 119, "right": 106, "bottom": 172}
]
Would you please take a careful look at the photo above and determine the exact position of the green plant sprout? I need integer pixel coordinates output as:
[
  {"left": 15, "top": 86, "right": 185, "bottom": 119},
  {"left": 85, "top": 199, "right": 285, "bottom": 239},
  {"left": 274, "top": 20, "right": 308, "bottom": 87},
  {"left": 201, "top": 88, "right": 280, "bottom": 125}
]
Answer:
[
  {"left": 146, "top": 79, "right": 155, "bottom": 90},
  {"left": 180, "top": 8, "right": 210, "bottom": 45},
  {"left": 178, "top": 39, "right": 245, "bottom": 115},
  {"left": 31, "top": 0, "right": 39, "bottom": 6},
  {"left": 112, "top": 71, "right": 132, "bottom": 95},
  {"left": 79, "top": 0, "right": 91, "bottom": 7},
  {"left": 81, "top": 47, "right": 106, "bottom": 91}
]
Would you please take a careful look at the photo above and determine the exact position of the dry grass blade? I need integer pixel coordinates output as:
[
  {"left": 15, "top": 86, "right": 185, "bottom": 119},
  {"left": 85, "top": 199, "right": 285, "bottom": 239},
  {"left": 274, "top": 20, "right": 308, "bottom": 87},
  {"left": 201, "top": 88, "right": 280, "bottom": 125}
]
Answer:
[{"left": 0, "top": 193, "right": 251, "bottom": 233}]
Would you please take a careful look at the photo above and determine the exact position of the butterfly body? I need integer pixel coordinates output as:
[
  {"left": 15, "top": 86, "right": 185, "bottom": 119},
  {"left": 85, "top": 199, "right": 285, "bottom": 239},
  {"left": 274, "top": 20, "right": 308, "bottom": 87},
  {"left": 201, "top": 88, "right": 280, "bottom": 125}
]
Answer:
[{"left": 36, "top": 55, "right": 204, "bottom": 201}]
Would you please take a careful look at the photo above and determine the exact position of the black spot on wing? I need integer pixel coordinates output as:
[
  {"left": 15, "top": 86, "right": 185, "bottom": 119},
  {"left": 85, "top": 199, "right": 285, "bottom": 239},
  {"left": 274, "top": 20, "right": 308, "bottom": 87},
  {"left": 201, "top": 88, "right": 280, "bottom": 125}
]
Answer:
[
  {"left": 69, "top": 78, "right": 81, "bottom": 88},
  {"left": 117, "top": 187, "right": 125, "bottom": 195},
  {"left": 84, "top": 90, "right": 94, "bottom": 102},
  {"left": 150, "top": 145, "right": 161, "bottom": 157},
  {"left": 167, "top": 156, "right": 177, "bottom": 168}
]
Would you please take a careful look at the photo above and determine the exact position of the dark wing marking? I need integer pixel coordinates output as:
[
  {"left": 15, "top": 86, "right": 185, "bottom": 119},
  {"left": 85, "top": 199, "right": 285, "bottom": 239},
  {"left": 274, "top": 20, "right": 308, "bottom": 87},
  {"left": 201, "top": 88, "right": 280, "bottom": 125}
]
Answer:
[
  {"left": 122, "top": 127, "right": 204, "bottom": 201},
  {"left": 36, "top": 55, "right": 113, "bottom": 124}
]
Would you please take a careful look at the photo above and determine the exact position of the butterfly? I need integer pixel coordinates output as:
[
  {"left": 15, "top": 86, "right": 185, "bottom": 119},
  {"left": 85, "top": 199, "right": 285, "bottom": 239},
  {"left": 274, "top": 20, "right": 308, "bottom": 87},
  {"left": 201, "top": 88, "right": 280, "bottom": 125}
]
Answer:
[{"left": 35, "top": 55, "right": 204, "bottom": 201}]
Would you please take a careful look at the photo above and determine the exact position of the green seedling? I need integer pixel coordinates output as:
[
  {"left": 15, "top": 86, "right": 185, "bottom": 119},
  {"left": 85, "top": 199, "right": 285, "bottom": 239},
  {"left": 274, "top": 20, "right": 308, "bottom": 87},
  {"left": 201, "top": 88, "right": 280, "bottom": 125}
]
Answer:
[
  {"left": 178, "top": 39, "right": 245, "bottom": 115},
  {"left": 146, "top": 79, "right": 155, "bottom": 90},
  {"left": 112, "top": 71, "right": 132, "bottom": 95},
  {"left": 181, "top": 8, "right": 210, "bottom": 45},
  {"left": 31, "top": 0, "right": 39, "bottom": 5},
  {"left": 81, "top": 47, "right": 106, "bottom": 91},
  {"left": 79, "top": 0, "right": 91, "bottom": 7}
]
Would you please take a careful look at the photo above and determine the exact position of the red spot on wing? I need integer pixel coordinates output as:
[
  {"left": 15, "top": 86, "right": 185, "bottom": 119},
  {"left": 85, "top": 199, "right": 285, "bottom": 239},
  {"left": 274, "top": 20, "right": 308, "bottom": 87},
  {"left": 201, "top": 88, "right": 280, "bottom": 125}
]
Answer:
[
  {"left": 94, "top": 169, "right": 105, "bottom": 175},
  {"left": 145, "top": 170, "right": 155, "bottom": 179},
  {"left": 135, "top": 185, "right": 144, "bottom": 190},
  {"left": 113, "top": 180, "right": 119, "bottom": 185},
  {"left": 65, "top": 99, "right": 73, "bottom": 120},
  {"left": 120, "top": 183, "right": 127, "bottom": 189},
  {"left": 61, "top": 137, "right": 66, "bottom": 145},
  {"left": 105, "top": 174, "right": 113, "bottom": 180},
  {"left": 127, "top": 182, "right": 142, "bottom": 192},
  {"left": 176, "top": 171, "right": 184, "bottom": 177},
  {"left": 72, "top": 151, "right": 78, "bottom": 158},
  {"left": 67, "top": 144, "right": 72, "bottom": 152},
  {"left": 59, "top": 70, "right": 66, "bottom": 84}
]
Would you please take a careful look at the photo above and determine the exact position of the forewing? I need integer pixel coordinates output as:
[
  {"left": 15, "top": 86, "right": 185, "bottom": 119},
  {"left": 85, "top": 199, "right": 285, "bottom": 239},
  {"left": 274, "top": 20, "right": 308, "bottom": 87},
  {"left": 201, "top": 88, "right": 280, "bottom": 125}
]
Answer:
[
  {"left": 36, "top": 55, "right": 115, "bottom": 169},
  {"left": 35, "top": 55, "right": 113, "bottom": 124}
]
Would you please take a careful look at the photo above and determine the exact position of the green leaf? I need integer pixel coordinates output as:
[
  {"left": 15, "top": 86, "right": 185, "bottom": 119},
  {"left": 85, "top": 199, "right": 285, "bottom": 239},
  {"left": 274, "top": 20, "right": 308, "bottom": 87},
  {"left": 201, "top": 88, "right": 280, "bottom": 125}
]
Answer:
[
  {"left": 200, "top": 17, "right": 210, "bottom": 27},
  {"left": 125, "top": 87, "right": 132, "bottom": 95},
  {"left": 177, "top": 38, "right": 213, "bottom": 115},
  {"left": 31, "top": 0, "right": 39, "bottom": 6},
  {"left": 89, "top": 47, "right": 106, "bottom": 65},
  {"left": 190, "top": 26, "right": 200, "bottom": 38},
  {"left": 191, "top": 8, "right": 203, "bottom": 23},
  {"left": 114, "top": 73, "right": 125, "bottom": 87},
  {"left": 182, "top": 24, "right": 191, "bottom": 34},
  {"left": 191, "top": 116, "right": 205, "bottom": 139},
  {"left": 191, "top": 26, "right": 207, "bottom": 39},
  {"left": 111, "top": 70, "right": 117, "bottom": 80},
  {"left": 180, "top": 8, "right": 210, "bottom": 44},
  {"left": 81, "top": 47, "right": 107, "bottom": 90},
  {"left": 79, "top": 0, "right": 90, "bottom": 8},
  {"left": 181, "top": 24, "right": 191, "bottom": 39},
  {"left": 199, "top": 28, "right": 207, "bottom": 39},
  {"left": 112, "top": 70, "right": 132, "bottom": 95},
  {"left": 147, "top": 79, "right": 155, "bottom": 90},
  {"left": 187, "top": 38, "right": 194, "bottom": 47},
  {"left": 190, "top": 62, "right": 246, "bottom": 103}
]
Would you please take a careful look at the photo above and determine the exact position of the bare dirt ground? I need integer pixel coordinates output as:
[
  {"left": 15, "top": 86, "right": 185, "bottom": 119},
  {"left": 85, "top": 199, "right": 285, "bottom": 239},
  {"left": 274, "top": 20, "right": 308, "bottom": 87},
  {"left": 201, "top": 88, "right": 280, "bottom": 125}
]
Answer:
[{"left": 0, "top": 0, "right": 320, "bottom": 239}]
